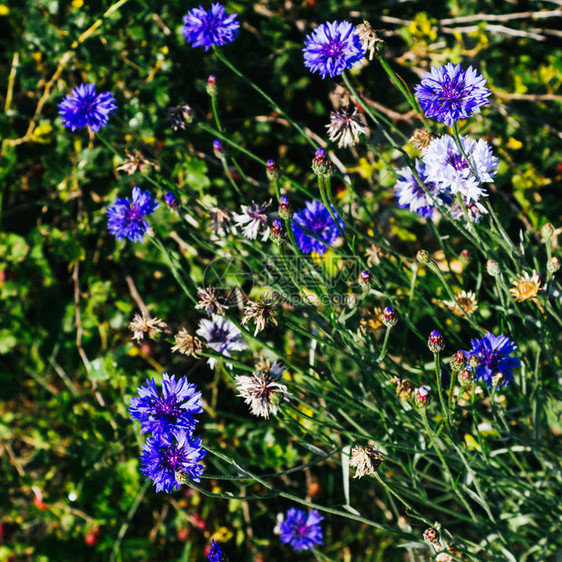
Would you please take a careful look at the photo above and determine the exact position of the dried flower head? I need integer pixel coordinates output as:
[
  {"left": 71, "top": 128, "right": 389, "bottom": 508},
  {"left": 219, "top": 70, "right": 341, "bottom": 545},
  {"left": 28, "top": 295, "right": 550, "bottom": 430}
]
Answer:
[
  {"left": 167, "top": 105, "right": 195, "bottom": 130},
  {"left": 396, "top": 379, "right": 414, "bottom": 399},
  {"left": 195, "top": 287, "right": 229, "bottom": 316},
  {"left": 409, "top": 128, "right": 435, "bottom": 155},
  {"left": 129, "top": 313, "right": 168, "bottom": 342},
  {"left": 241, "top": 295, "right": 278, "bottom": 336},
  {"left": 171, "top": 328, "right": 203, "bottom": 357},
  {"left": 444, "top": 290, "right": 478, "bottom": 316},
  {"left": 209, "top": 207, "right": 232, "bottom": 238},
  {"left": 117, "top": 150, "right": 158, "bottom": 175},
  {"left": 365, "top": 244, "right": 387, "bottom": 267},
  {"left": 326, "top": 109, "right": 368, "bottom": 149},
  {"left": 355, "top": 20, "right": 384, "bottom": 60},
  {"left": 509, "top": 271, "right": 541, "bottom": 303},
  {"left": 349, "top": 444, "right": 383, "bottom": 478},
  {"left": 359, "top": 307, "right": 384, "bottom": 332},
  {"left": 235, "top": 362, "right": 290, "bottom": 418},
  {"left": 329, "top": 84, "right": 351, "bottom": 111}
]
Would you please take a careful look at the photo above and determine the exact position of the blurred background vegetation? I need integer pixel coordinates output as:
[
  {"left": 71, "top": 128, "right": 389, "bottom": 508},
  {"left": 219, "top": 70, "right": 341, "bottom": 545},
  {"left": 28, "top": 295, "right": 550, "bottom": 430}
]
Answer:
[{"left": 0, "top": 0, "right": 561, "bottom": 560}]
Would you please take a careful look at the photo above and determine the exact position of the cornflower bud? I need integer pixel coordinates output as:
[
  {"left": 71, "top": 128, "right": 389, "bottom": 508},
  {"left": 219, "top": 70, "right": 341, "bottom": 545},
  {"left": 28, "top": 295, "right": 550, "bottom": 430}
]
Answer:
[
  {"left": 417, "top": 249, "right": 430, "bottom": 264},
  {"left": 423, "top": 527, "right": 440, "bottom": 545},
  {"left": 206, "top": 74, "right": 217, "bottom": 96},
  {"left": 458, "top": 369, "right": 472, "bottom": 386},
  {"left": 381, "top": 306, "right": 398, "bottom": 328},
  {"left": 359, "top": 270, "right": 372, "bottom": 288},
  {"left": 213, "top": 139, "right": 223, "bottom": 158},
  {"left": 428, "top": 330, "right": 445, "bottom": 353},
  {"left": 459, "top": 249, "right": 470, "bottom": 266},
  {"left": 547, "top": 257, "right": 560, "bottom": 275},
  {"left": 486, "top": 259, "right": 500, "bottom": 277},
  {"left": 271, "top": 219, "right": 286, "bottom": 245},
  {"left": 415, "top": 386, "right": 431, "bottom": 408},
  {"left": 468, "top": 355, "right": 480, "bottom": 370},
  {"left": 449, "top": 351, "right": 467, "bottom": 372},
  {"left": 541, "top": 222, "right": 554, "bottom": 240},
  {"left": 278, "top": 195, "right": 292, "bottom": 220},
  {"left": 164, "top": 192, "right": 179, "bottom": 210},
  {"left": 266, "top": 159, "right": 280, "bottom": 182},
  {"left": 311, "top": 148, "right": 333, "bottom": 177}
]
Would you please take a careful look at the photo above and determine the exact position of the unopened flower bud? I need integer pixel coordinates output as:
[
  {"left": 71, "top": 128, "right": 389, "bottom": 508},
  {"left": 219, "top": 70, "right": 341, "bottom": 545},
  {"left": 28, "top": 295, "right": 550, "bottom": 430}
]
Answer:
[
  {"left": 459, "top": 249, "right": 470, "bottom": 266},
  {"left": 541, "top": 222, "right": 554, "bottom": 240},
  {"left": 423, "top": 527, "right": 440, "bottom": 545},
  {"left": 492, "top": 373, "right": 504, "bottom": 387},
  {"left": 382, "top": 306, "right": 398, "bottom": 328},
  {"left": 415, "top": 386, "right": 431, "bottom": 408},
  {"left": 417, "top": 250, "right": 430, "bottom": 264},
  {"left": 449, "top": 351, "right": 467, "bottom": 372},
  {"left": 312, "top": 148, "right": 333, "bottom": 177},
  {"left": 468, "top": 355, "right": 480, "bottom": 370},
  {"left": 346, "top": 294, "right": 358, "bottom": 308},
  {"left": 266, "top": 159, "right": 280, "bottom": 182},
  {"left": 176, "top": 471, "right": 191, "bottom": 485},
  {"left": 428, "top": 330, "right": 445, "bottom": 353},
  {"left": 213, "top": 139, "right": 223, "bottom": 158},
  {"left": 359, "top": 270, "right": 372, "bottom": 288},
  {"left": 547, "top": 256, "right": 560, "bottom": 275},
  {"left": 206, "top": 74, "right": 217, "bottom": 96},
  {"left": 271, "top": 219, "right": 286, "bottom": 245},
  {"left": 486, "top": 259, "right": 500, "bottom": 277},
  {"left": 164, "top": 192, "right": 179, "bottom": 210},
  {"left": 458, "top": 369, "right": 472, "bottom": 386},
  {"left": 278, "top": 195, "right": 292, "bottom": 220}
]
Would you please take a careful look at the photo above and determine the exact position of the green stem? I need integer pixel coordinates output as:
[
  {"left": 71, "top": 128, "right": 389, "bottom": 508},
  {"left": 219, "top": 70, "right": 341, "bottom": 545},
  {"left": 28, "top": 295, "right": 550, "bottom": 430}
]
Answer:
[
  {"left": 434, "top": 352, "right": 451, "bottom": 429},
  {"left": 213, "top": 47, "right": 315, "bottom": 148},
  {"left": 376, "top": 326, "right": 392, "bottom": 363},
  {"left": 373, "top": 472, "right": 434, "bottom": 527},
  {"left": 376, "top": 56, "right": 431, "bottom": 129},
  {"left": 342, "top": 72, "right": 408, "bottom": 144}
]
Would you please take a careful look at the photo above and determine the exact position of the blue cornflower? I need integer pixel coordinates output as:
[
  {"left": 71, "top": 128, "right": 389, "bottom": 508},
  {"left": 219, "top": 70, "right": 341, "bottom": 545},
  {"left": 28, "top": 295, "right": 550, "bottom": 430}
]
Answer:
[
  {"left": 303, "top": 21, "right": 365, "bottom": 79},
  {"left": 291, "top": 199, "right": 345, "bottom": 255},
  {"left": 129, "top": 373, "right": 203, "bottom": 437},
  {"left": 181, "top": 3, "right": 240, "bottom": 51},
  {"left": 58, "top": 83, "right": 117, "bottom": 132},
  {"left": 462, "top": 332, "right": 521, "bottom": 388},
  {"left": 423, "top": 134, "right": 498, "bottom": 203},
  {"left": 207, "top": 539, "right": 227, "bottom": 561},
  {"left": 140, "top": 430, "right": 206, "bottom": 493},
  {"left": 394, "top": 159, "right": 451, "bottom": 219},
  {"left": 277, "top": 508, "right": 324, "bottom": 551},
  {"left": 196, "top": 314, "right": 248, "bottom": 369},
  {"left": 106, "top": 187, "right": 159, "bottom": 242},
  {"left": 414, "top": 63, "right": 491, "bottom": 126}
]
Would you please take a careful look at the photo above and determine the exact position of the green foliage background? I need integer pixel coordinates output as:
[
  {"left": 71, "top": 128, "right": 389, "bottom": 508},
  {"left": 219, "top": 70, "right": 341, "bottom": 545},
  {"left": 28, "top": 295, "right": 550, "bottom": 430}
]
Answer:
[{"left": 0, "top": 0, "right": 561, "bottom": 560}]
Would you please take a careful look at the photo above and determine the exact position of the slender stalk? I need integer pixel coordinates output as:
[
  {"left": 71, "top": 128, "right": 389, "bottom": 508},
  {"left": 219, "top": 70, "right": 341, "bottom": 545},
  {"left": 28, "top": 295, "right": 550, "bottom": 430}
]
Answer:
[
  {"left": 376, "top": 56, "right": 431, "bottom": 129},
  {"left": 213, "top": 47, "right": 316, "bottom": 148}
]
